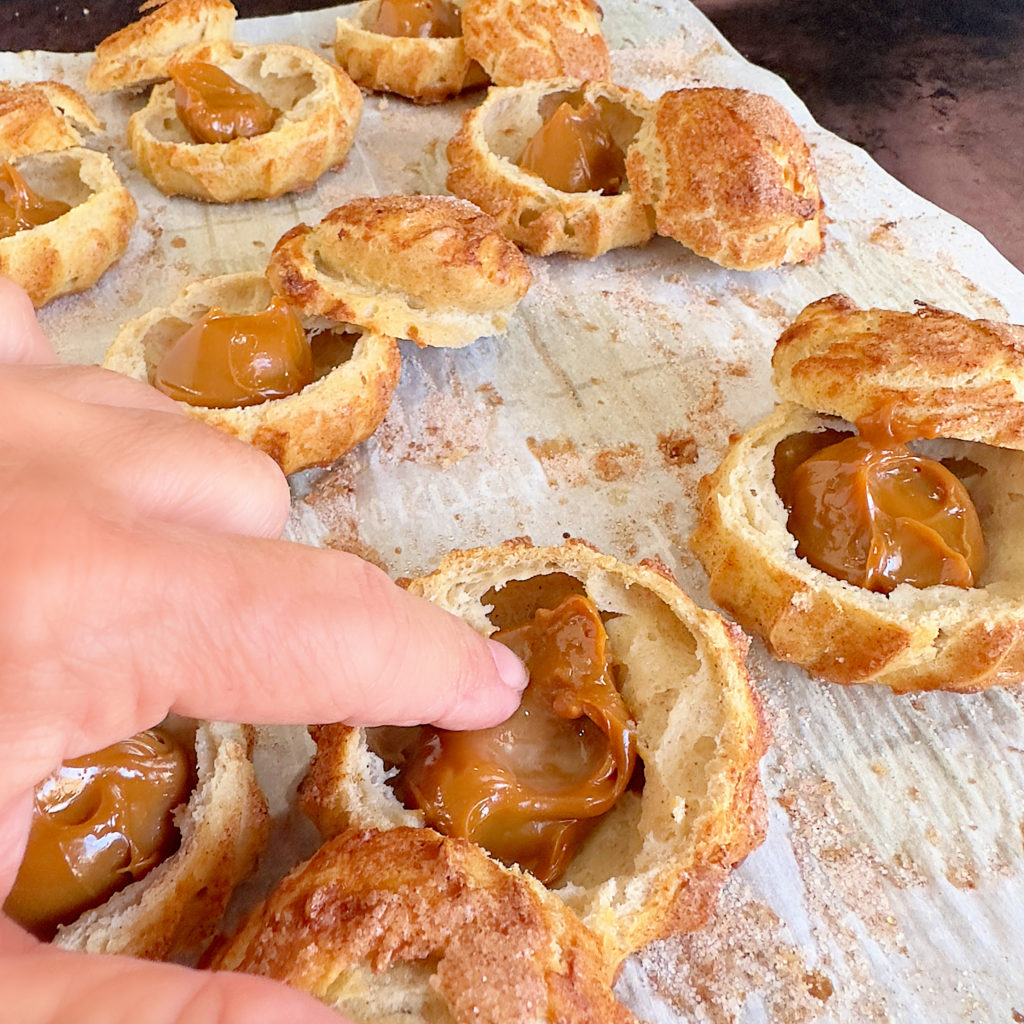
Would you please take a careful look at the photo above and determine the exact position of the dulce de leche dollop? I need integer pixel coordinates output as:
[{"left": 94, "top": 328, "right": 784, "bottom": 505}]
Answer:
[
  {"left": 776, "top": 411, "right": 986, "bottom": 594},
  {"left": 369, "top": 0, "right": 462, "bottom": 38},
  {"left": 369, "top": 593, "right": 638, "bottom": 885},
  {"left": 170, "top": 61, "right": 279, "bottom": 145},
  {"left": 517, "top": 101, "right": 627, "bottom": 195},
  {"left": 0, "top": 160, "right": 71, "bottom": 240},
  {"left": 153, "top": 294, "right": 314, "bottom": 408},
  {"left": 4, "top": 728, "right": 192, "bottom": 940}
]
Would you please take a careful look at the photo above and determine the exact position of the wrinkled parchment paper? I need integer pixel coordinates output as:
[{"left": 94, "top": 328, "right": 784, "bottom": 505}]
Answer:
[{"left": 4, "top": 3, "right": 1024, "bottom": 1020}]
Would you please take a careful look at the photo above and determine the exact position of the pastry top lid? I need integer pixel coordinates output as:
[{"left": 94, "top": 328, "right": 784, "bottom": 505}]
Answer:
[
  {"left": 0, "top": 81, "right": 103, "bottom": 158},
  {"left": 625, "top": 86, "right": 825, "bottom": 270},
  {"left": 461, "top": 0, "right": 611, "bottom": 87},
  {"left": 772, "top": 293, "right": 1024, "bottom": 449},
  {"left": 268, "top": 194, "right": 532, "bottom": 348},
  {"left": 87, "top": 0, "right": 237, "bottom": 93}
]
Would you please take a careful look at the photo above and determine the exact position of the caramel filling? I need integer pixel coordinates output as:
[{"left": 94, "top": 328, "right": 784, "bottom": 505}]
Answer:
[
  {"left": 4, "top": 728, "right": 192, "bottom": 940},
  {"left": 369, "top": 0, "right": 462, "bottom": 38},
  {"left": 0, "top": 160, "right": 71, "bottom": 240},
  {"left": 153, "top": 294, "right": 314, "bottom": 408},
  {"left": 369, "top": 594, "right": 638, "bottom": 885},
  {"left": 777, "top": 416, "right": 986, "bottom": 593},
  {"left": 517, "top": 101, "right": 627, "bottom": 195},
  {"left": 170, "top": 61, "right": 279, "bottom": 145}
]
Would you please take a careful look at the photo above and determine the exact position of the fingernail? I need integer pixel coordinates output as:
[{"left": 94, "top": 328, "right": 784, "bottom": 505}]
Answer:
[{"left": 488, "top": 640, "right": 528, "bottom": 692}]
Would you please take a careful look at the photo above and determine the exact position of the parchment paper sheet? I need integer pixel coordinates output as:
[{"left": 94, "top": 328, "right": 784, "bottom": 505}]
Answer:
[{"left": 4, "top": 3, "right": 1024, "bottom": 1020}]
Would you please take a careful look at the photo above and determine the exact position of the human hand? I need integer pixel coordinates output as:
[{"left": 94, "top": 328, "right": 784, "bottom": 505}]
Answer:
[{"left": 0, "top": 276, "right": 527, "bottom": 1023}]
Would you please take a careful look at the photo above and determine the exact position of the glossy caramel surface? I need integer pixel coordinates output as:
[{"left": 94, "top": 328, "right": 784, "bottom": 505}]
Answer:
[
  {"left": 153, "top": 294, "right": 314, "bottom": 408},
  {"left": 369, "top": 0, "right": 461, "bottom": 38},
  {"left": 369, "top": 593, "right": 637, "bottom": 885},
  {"left": 4, "top": 729, "right": 192, "bottom": 939},
  {"left": 777, "top": 422, "right": 986, "bottom": 593},
  {"left": 170, "top": 61, "right": 279, "bottom": 145},
  {"left": 0, "top": 160, "right": 71, "bottom": 240},
  {"left": 517, "top": 101, "right": 627, "bottom": 195}
]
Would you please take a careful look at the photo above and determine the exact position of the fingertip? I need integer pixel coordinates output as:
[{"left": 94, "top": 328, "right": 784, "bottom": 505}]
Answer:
[
  {"left": 487, "top": 639, "right": 529, "bottom": 694},
  {"left": 0, "top": 277, "right": 56, "bottom": 365}
]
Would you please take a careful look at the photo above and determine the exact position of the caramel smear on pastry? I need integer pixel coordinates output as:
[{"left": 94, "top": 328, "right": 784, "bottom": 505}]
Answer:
[
  {"left": 154, "top": 294, "right": 314, "bottom": 408},
  {"left": 369, "top": 0, "right": 462, "bottom": 38},
  {"left": 0, "top": 160, "right": 71, "bottom": 239},
  {"left": 517, "top": 100, "right": 626, "bottom": 195},
  {"left": 4, "top": 729, "right": 192, "bottom": 940},
  {"left": 369, "top": 594, "right": 638, "bottom": 885},
  {"left": 776, "top": 411, "right": 986, "bottom": 594},
  {"left": 170, "top": 61, "right": 279, "bottom": 144}
]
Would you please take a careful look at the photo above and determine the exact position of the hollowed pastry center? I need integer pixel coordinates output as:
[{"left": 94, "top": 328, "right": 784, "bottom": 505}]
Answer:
[
  {"left": 775, "top": 416, "right": 986, "bottom": 593},
  {"left": 0, "top": 160, "right": 71, "bottom": 239},
  {"left": 369, "top": 0, "right": 462, "bottom": 38},
  {"left": 153, "top": 294, "right": 314, "bottom": 408},
  {"left": 368, "top": 593, "right": 638, "bottom": 885},
  {"left": 4, "top": 728, "right": 192, "bottom": 940},
  {"left": 170, "top": 61, "right": 280, "bottom": 145},
  {"left": 517, "top": 100, "right": 627, "bottom": 195}
]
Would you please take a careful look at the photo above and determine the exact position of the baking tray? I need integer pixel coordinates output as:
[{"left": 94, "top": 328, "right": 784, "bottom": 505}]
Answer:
[{"left": 4, "top": 2, "right": 1024, "bottom": 1020}]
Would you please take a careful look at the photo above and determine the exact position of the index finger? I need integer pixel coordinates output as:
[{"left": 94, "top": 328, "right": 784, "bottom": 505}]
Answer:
[{"left": 0, "top": 502, "right": 526, "bottom": 794}]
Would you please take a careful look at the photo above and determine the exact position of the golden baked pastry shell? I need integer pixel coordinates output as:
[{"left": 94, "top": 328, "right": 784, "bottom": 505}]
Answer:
[
  {"left": 206, "top": 827, "right": 638, "bottom": 1024},
  {"left": 773, "top": 293, "right": 1024, "bottom": 450},
  {"left": 86, "top": 0, "right": 237, "bottom": 93},
  {"left": 299, "top": 538, "right": 768, "bottom": 962},
  {"left": 0, "top": 148, "right": 137, "bottom": 308},
  {"left": 0, "top": 81, "right": 103, "bottom": 158},
  {"left": 335, "top": 7, "right": 483, "bottom": 104},
  {"left": 53, "top": 721, "right": 269, "bottom": 961},
  {"left": 461, "top": 0, "right": 611, "bottom": 87},
  {"left": 446, "top": 80, "right": 655, "bottom": 258},
  {"left": 267, "top": 195, "right": 532, "bottom": 348},
  {"left": 691, "top": 402, "right": 1024, "bottom": 691},
  {"left": 128, "top": 43, "right": 363, "bottom": 203},
  {"left": 101, "top": 272, "right": 401, "bottom": 475},
  {"left": 625, "top": 87, "right": 825, "bottom": 269}
]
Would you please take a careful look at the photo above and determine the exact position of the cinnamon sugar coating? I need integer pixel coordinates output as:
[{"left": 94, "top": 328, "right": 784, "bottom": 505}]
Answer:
[
  {"left": 268, "top": 195, "right": 532, "bottom": 348},
  {"left": 207, "top": 827, "right": 638, "bottom": 1024},
  {"left": 626, "top": 87, "right": 825, "bottom": 269}
]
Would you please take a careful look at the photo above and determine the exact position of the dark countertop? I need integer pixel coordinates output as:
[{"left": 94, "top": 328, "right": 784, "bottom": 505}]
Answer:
[{"left": 3, "top": 0, "right": 1022, "bottom": 273}]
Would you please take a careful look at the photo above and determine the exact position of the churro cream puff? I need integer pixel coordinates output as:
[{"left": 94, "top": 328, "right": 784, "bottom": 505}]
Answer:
[
  {"left": 692, "top": 294, "right": 1024, "bottom": 691},
  {"left": 298, "top": 539, "right": 768, "bottom": 964},
  {"left": 267, "top": 195, "right": 532, "bottom": 348},
  {"left": 0, "top": 82, "right": 136, "bottom": 307},
  {"left": 5, "top": 720, "right": 268, "bottom": 961},
  {"left": 446, "top": 79, "right": 655, "bottom": 258},
  {"left": 102, "top": 271, "right": 401, "bottom": 474}
]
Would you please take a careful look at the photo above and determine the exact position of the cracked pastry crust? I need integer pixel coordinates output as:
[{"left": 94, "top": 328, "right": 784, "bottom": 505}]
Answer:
[
  {"left": 0, "top": 80, "right": 104, "bottom": 158},
  {"left": 102, "top": 271, "right": 401, "bottom": 474},
  {"left": 206, "top": 827, "right": 639, "bottom": 1024},
  {"left": 87, "top": 0, "right": 238, "bottom": 93},
  {"left": 54, "top": 721, "right": 269, "bottom": 962},
  {"left": 334, "top": 0, "right": 485, "bottom": 104},
  {"left": 267, "top": 195, "right": 532, "bottom": 349},
  {"left": 0, "top": 83, "right": 137, "bottom": 308},
  {"left": 298, "top": 538, "right": 768, "bottom": 965},
  {"left": 446, "top": 79, "right": 654, "bottom": 258},
  {"left": 626, "top": 87, "right": 825, "bottom": 269},
  {"left": 127, "top": 43, "right": 362, "bottom": 202},
  {"left": 461, "top": 0, "right": 611, "bottom": 87},
  {"left": 691, "top": 294, "right": 1024, "bottom": 692}
]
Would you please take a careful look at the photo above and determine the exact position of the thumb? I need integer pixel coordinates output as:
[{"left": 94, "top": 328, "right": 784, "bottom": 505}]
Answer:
[{"left": 0, "top": 923, "right": 349, "bottom": 1024}]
